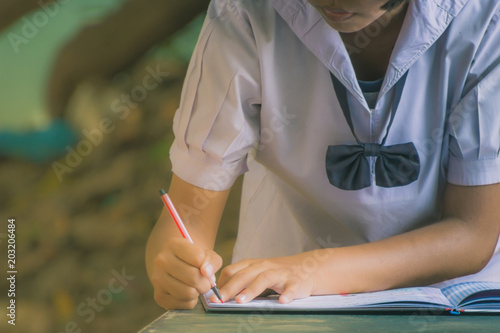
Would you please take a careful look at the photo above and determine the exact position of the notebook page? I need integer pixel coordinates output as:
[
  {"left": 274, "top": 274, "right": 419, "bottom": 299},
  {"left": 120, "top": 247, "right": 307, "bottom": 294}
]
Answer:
[
  {"left": 441, "top": 281, "right": 500, "bottom": 307},
  {"left": 203, "top": 287, "right": 452, "bottom": 311}
]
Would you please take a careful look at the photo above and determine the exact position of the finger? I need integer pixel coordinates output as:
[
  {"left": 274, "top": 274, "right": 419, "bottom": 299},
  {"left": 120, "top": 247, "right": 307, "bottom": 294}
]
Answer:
[
  {"left": 209, "top": 288, "right": 275, "bottom": 303},
  {"left": 152, "top": 277, "right": 197, "bottom": 310},
  {"left": 200, "top": 251, "right": 223, "bottom": 285},
  {"left": 278, "top": 280, "right": 304, "bottom": 304},
  {"left": 167, "top": 254, "right": 212, "bottom": 293},
  {"left": 216, "top": 265, "right": 260, "bottom": 302},
  {"left": 171, "top": 238, "right": 208, "bottom": 268},
  {"left": 166, "top": 239, "right": 225, "bottom": 294},
  {"left": 223, "top": 269, "right": 274, "bottom": 303},
  {"left": 234, "top": 270, "right": 283, "bottom": 304},
  {"left": 153, "top": 244, "right": 210, "bottom": 294},
  {"left": 152, "top": 255, "right": 207, "bottom": 306},
  {"left": 218, "top": 259, "right": 253, "bottom": 287},
  {"left": 162, "top": 272, "right": 203, "bottom": 302},
  {"left": 217, "top": 259, "right": 276, "bottom": 301}
]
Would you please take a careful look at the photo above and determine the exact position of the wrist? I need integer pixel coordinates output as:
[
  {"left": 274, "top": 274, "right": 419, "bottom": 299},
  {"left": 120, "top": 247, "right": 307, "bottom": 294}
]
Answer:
[{"left": 288, "top": 249, "right": 336, "bottom": 296}]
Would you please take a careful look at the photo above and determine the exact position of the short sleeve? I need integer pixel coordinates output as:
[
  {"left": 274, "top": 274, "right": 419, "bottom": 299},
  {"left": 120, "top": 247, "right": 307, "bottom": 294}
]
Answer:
[
  {"left": 169, "top": 0, "right": 261, "bottom": 191},
  {"left": 447, "top": 11, "right": 500, "bottom": 186}
]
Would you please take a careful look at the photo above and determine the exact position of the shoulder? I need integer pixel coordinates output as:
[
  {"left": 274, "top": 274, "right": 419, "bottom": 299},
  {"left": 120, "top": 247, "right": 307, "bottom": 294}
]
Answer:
[
  {"left": 450, "top": 0, "right": 500, "bottom": 28},
  {"left": 445, "top": 0, "right": 500, "bottom": 83},
  {"left": 436, "top": 0, "right": 500, "bottom": 69}
]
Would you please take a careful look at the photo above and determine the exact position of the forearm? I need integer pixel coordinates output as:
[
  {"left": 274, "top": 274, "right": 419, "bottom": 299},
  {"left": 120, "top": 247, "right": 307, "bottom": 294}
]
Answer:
[
  {"left": 145, "top": 174, "right": 230, "bottom": 281},
  {"left": 216, "top": 184, "right": 500, "bottom": 304},
  {"left": 314, "top": 216, "right": 498, "bottom": 295}
]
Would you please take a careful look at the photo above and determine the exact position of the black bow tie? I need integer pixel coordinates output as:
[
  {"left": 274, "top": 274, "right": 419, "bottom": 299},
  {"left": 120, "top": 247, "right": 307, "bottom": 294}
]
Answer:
[{"left": 326, "top": 72, "right": 420, "bottom": 191}]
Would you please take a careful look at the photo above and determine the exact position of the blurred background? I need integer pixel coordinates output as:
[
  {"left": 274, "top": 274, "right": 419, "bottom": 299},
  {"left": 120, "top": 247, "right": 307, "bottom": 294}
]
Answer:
[{"left": 0, "top": 0, "right": 241, "bottom": 332}]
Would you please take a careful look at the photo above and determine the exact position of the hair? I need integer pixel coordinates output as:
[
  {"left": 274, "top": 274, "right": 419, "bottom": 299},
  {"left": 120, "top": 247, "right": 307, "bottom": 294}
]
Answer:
[{"left": 381, "top": 0, "right": 408, "bottom": 11}]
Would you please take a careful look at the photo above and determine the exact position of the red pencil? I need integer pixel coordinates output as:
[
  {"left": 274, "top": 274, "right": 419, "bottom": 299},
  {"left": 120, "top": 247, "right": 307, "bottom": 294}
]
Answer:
[{"left": 159, "top": 189, "right": 223, "bottom": 303}]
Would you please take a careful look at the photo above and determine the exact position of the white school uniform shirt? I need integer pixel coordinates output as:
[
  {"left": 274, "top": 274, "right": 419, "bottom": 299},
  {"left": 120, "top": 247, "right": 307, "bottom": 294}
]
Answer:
[{"left": 170, "top": 0, "right": 500, "bottom": 287}]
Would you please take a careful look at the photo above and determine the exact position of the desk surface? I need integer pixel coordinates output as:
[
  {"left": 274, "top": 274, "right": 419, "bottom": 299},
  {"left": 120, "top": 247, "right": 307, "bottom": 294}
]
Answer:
[{"left": 138, "top": 305, "right": 500, "bottom": 333}]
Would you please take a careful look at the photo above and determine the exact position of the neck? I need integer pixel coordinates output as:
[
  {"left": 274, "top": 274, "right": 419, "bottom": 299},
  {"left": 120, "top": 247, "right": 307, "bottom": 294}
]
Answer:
[{"left": 340, "top": 3, "right": 408, "bottom": 47}]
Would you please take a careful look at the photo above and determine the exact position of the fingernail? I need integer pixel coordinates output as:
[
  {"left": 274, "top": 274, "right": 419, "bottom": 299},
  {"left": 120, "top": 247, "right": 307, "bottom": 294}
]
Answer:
[
  {"left": 236, "top": 294, "right": 247, "bottom": 303},
  {"left": 203, "top": 263, "right": 214, "bottom": 276},
  {"left": 210, "top": 295, "right": 221, "bottom": 303},
  {"left": 202, "top": 264, "right": 217, "bottom": 285},
  {"left": 280, "top": 295, "right": 290, "bottom": 304}
]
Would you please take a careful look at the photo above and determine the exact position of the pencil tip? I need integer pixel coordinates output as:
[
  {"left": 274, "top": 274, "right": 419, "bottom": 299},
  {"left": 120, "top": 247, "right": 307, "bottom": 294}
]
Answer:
[
  {"left": 159, "top": 189, "right": 167, "bottom": 196},
  {"left": 212, "top": 286, "right": 223, "bottom": 303}
]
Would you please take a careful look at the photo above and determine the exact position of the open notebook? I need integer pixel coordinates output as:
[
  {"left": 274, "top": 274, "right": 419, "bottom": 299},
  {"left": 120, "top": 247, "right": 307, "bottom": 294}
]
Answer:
[{"left": 201, "top": 281, "right": 500, "bottom": 314}]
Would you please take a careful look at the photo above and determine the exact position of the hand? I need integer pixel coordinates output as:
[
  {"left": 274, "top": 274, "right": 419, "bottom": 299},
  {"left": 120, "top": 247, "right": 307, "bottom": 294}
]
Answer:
[
  {"left": 150, "top": 237, "right": 223, "bottom": 310},
  {"left": 214, "top": 253, "right": 323, "bottom": 304}
]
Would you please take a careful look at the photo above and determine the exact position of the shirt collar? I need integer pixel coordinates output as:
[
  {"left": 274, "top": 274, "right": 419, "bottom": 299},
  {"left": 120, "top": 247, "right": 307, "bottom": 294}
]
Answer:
[{"left": 271, "top": 0, "right": 470, "bottom": 102}]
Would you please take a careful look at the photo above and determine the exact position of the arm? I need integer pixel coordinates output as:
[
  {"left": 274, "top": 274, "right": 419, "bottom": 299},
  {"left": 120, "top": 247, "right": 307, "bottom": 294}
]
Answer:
[
  {"left": 147, "top": 0, "right": 261, "bottom": 309},
  {"left": 217, "top": 182, "right": 500, "bottom": 303},
  {"left": 317, "top": 183, "right": 500, "bottom": 292},
  {"left": 47, "top": 0, "right": 210, "bottom": 117},
  {"left": 146, "top": 174, "right": 230, "bottom": 309}
]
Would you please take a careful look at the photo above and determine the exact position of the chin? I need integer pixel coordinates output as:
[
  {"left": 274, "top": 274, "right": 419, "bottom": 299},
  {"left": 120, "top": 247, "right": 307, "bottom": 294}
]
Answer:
[
  {"left": 321, "top": 16, "right": 369, "bottom": 33},
  {"left": 326, "top": 22, "right": 367, "bottom": 33},
  {"left": 333, "top": 26, "right": 365, "bottom": 33}
]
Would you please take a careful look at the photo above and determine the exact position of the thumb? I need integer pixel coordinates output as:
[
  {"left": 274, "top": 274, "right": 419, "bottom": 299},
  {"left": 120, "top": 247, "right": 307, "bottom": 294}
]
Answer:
[{"left": 200, "top": 250, "right": 223, "bottom": 285}]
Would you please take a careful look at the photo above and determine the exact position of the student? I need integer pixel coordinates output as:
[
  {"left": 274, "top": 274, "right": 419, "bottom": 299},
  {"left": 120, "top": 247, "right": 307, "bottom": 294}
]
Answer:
[{"left": 146, "top": 0, "right": 500, "bottom": 310}]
